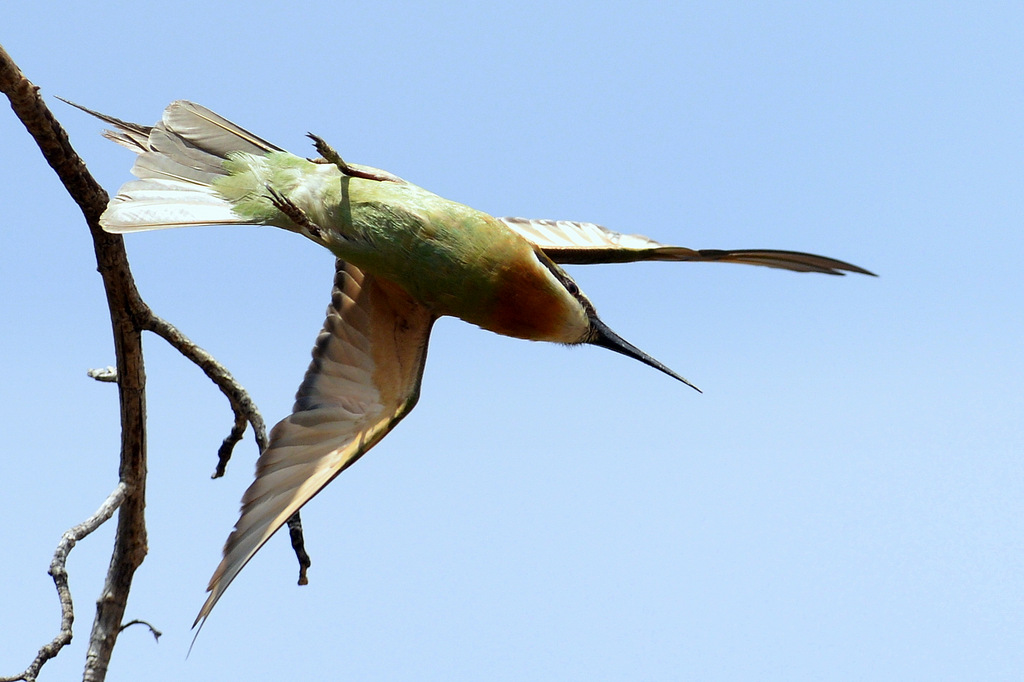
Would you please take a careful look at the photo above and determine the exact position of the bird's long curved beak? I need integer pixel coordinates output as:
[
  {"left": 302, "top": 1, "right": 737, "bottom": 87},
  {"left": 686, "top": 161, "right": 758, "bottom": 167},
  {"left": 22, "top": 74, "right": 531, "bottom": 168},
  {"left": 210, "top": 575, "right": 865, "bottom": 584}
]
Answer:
[{"left": 588, "top": 318, "right": 701, "bottom": 393}]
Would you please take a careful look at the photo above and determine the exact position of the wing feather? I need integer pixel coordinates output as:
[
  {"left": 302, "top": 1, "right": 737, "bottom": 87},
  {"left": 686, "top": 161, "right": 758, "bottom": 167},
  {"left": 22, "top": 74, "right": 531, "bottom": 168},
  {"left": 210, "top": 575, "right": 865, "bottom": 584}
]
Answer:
[
  {"left": 499, "top": 217, "right": 875, "bottom": 276},
  {"left": 195, "top": 259, "right": 435, "bottom": 626}
]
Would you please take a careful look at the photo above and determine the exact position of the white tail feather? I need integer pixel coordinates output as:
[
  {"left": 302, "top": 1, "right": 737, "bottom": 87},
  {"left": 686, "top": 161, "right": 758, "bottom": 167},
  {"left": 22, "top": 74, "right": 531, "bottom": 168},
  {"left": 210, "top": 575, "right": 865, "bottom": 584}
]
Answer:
[
  {"left": 102, "top": 179, "right": 244, "bottom": 233},
  {"left": 79, "top": 101, "right": 282, "bottom": 234}
]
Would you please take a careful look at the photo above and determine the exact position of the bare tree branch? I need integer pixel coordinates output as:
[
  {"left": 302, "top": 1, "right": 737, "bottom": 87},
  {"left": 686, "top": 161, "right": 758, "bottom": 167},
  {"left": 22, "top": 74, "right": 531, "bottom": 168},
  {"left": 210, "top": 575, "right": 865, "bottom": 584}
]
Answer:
[
  {"left": 1, "top": 40, "right": 312, "bottom": 679},
  {"left": 0, "top": 484, "right": 128, "bottom": 682},
  {"left": 140, "top": 311, "right": 269, "bottom": 461},
  {"left": 1, "top": 41, "right": 151, "bottom": 682}
]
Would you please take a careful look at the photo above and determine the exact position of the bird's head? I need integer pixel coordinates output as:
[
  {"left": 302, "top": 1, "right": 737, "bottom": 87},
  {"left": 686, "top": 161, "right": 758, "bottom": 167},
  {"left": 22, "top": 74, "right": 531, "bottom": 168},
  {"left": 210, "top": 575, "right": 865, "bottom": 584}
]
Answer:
[{"left": 533, "top": 249, "right": 701, "bottom": 392}]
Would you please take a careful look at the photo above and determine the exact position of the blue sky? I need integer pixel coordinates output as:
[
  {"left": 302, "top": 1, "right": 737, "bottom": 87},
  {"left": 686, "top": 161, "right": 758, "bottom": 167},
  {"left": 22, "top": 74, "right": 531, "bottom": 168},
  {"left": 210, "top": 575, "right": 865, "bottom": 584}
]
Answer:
[{"left": 2, "top": 2, "right": 1022, "bottom": 680}]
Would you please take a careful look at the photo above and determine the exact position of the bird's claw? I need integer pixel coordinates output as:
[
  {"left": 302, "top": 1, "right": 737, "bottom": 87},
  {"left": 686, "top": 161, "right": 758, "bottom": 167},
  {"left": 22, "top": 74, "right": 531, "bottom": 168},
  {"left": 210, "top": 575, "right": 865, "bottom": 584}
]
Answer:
[
  {"left": 307, "top": 133, "right": 394, "bottom": 182},
  {"left": 265, "top": 185, "right": 324, "bottom": 240}
]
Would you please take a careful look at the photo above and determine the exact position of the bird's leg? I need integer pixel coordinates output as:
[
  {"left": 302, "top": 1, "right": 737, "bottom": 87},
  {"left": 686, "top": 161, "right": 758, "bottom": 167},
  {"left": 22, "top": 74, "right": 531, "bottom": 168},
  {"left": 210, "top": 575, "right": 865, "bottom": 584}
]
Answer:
[
  {"left": 307, "top": 132, "right": 394, "bottom": 182},
  {"left": 307, "top": 133, "right": 348, "bottom": 170},
  {"left": 264, "top": 185, "right": 325, "bottom": 241}
]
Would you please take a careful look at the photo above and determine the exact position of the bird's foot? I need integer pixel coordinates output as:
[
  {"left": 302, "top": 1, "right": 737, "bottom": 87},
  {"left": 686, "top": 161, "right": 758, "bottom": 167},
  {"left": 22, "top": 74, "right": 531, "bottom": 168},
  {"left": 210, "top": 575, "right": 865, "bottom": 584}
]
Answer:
[
  {"left": 265, "top": 185, "right": 325, "bottom": 241},
  {"left": 306, "top": 133, "right": 394, "bottom": 182}
]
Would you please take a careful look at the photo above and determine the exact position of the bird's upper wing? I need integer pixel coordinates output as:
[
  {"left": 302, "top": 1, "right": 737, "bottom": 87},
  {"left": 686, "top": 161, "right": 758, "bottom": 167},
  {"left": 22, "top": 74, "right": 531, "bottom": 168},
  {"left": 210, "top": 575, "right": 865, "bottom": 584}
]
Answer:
[
  {"left": 196, "top": 260, "right": 435, "bottom": 626},
  {"left": 498, "top": 217, "right": 874, "bottom": 276}
]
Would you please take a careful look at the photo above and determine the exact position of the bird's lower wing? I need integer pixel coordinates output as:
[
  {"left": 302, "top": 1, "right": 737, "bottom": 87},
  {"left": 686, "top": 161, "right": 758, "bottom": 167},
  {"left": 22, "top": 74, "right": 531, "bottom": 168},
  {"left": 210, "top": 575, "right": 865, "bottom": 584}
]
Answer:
[
  {"left": 499, "top": 217, "right": 874, "bottom": 276},
  {"left": 195, "top": 260, "right": 435, "bottom": 626}
]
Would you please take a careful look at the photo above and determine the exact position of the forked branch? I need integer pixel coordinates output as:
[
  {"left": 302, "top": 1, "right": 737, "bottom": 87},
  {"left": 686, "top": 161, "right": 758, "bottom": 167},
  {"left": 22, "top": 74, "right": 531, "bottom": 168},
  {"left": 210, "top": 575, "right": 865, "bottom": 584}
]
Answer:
[
  {"left": 0, "top": 484, "right": 127, "bottom": 682},
  {"left": 0, "top": 41, "right": 309, "bottom": 682}
]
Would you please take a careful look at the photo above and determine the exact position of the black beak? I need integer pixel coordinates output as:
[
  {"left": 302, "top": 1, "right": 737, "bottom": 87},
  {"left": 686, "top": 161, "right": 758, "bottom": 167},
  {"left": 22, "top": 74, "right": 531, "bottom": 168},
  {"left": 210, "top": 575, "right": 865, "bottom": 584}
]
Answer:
[{"left": 588, "top": 317, "right": 701, "bottom": 393}]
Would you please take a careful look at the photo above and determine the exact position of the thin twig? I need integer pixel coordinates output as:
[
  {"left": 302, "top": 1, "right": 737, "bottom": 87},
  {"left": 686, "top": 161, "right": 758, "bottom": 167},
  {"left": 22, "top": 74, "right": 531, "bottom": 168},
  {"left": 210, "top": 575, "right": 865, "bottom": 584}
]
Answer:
[
  {"left": 118, "top": 620, "right": 162, "bottom": 642},
  {"left": 87, "top": 366, "right": 118, "bottom": 382},
  {"left": 140, "top": 310, "right": 269, "bottom": 456},
  {"left": 215, "top": 411, "right": 251, "bottom": 479},
  {"left": 286, "top": 514, "right": 312, "bottom": 585},
  {"left": 0, "top": 484, "right": 128, "bottom": 682}
]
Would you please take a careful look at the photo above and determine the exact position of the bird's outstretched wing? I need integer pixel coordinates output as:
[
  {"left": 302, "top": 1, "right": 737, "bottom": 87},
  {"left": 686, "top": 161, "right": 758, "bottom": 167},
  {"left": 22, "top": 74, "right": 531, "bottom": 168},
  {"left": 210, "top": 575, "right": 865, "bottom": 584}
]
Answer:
[
  {"left": 196, "top": 260, "right": 435, "bottom": 626},
  {"left": 499, "top": 217, "right": 874, "bottom": 276}
]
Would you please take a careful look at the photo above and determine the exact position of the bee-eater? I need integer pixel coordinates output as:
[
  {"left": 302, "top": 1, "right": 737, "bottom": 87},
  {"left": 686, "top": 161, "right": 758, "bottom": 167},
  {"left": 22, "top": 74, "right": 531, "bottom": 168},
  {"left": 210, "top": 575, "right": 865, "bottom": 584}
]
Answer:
[{"left": 75, "top": 100, "right": 873, "bottom": 628}]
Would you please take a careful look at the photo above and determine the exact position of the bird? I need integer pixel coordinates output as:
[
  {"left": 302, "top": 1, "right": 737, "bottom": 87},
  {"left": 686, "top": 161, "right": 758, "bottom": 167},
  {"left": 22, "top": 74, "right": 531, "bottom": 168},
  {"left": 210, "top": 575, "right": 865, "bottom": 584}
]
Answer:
[{"left": 72, "top": 100, "right": 873, "bottom": 629}]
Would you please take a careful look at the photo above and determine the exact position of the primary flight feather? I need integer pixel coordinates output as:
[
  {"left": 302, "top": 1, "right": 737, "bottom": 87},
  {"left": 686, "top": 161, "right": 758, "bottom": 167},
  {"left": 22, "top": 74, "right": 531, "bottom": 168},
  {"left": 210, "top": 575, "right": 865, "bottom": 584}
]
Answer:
[{"left": 73, "top": 100, "right": 873, "bottom": 628}]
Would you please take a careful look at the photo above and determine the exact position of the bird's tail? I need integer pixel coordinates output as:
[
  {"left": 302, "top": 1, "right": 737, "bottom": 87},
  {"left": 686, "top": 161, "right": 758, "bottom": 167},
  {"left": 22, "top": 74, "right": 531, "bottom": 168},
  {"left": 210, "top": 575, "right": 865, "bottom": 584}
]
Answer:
[{"left": 67, "top": 100, "right": 285, "bottom": 233}]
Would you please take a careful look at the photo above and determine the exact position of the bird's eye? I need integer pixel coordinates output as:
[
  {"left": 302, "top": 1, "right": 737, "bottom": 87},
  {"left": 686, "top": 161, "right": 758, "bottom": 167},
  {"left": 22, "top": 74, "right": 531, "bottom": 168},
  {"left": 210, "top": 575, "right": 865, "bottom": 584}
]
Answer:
[{"left": 564, "top": 280, "right": 579, "bottom": 296}]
